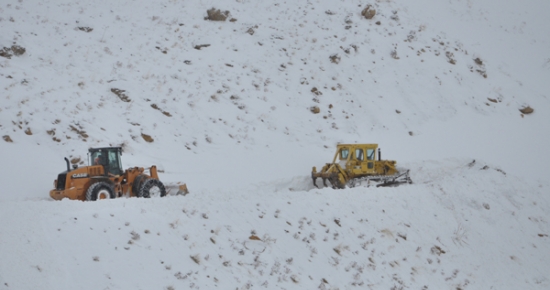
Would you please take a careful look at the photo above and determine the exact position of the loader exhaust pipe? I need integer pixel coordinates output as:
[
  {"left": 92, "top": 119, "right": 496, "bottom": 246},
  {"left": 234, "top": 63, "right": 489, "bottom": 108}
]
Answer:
[
  {"left": 378, "top": 148, "right": 381, "bottom": 161},
  {"left": 64, "top": 157, "right": 70, "bottom": 172}
]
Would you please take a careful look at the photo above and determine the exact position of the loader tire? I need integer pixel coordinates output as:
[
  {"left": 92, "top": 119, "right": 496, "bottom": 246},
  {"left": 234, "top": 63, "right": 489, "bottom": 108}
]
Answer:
[
  {"left": 86, "top": 181, "right": 115, "bottom": 201},
  {"left": 138, "top": 178, "right": 166, "bottom": 198},
  {"left": 132, "top": 174, "right": 147, "bottom": 196}
]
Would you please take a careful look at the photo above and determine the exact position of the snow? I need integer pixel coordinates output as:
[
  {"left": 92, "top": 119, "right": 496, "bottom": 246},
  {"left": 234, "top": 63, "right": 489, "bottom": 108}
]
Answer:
[{"left": 1, "top": 0, "right": 549, "bottom": 289}]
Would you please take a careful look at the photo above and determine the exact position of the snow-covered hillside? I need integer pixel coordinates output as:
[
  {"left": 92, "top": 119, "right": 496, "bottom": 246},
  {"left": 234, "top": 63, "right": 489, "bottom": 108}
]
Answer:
[{"left": 1, "top": 0, "right": 549, "bottom": 289}]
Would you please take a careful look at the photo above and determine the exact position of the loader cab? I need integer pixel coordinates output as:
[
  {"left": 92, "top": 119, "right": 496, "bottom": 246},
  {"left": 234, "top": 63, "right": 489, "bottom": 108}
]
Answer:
[{"left": 89, "top": 147, "right": 124, "bottom": 176}]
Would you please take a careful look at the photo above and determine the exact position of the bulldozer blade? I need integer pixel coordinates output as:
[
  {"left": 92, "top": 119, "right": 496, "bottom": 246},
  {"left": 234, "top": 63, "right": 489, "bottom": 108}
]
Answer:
[{"left": 376, "top": 181, "right": 400, "bottom": 187}]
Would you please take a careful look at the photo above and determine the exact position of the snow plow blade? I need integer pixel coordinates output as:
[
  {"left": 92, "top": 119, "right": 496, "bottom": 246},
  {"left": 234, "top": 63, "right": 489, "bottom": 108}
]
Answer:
[{"left": 375, "top": 170, "right": 412, "bottom": 187}]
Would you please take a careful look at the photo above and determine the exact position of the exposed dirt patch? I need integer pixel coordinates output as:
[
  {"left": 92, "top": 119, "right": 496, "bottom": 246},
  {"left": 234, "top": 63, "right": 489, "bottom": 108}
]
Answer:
[{"left": 70, "top": 124, "right": 89, "bottom": 140}]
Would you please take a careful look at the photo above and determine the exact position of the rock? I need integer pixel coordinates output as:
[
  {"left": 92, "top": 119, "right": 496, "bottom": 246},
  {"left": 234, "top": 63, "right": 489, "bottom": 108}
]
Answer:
[
  {"left": 361, "top": 5, "right": 376, "bottom": 19},
  {"left": 519, "top": 106, "right": 534, "bottom": 115}
]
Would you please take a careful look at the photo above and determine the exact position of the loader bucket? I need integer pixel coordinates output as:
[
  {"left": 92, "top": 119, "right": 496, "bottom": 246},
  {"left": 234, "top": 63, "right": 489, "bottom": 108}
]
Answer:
[{"left": 165, "top": 182, "right": 189, "bottom": 196}]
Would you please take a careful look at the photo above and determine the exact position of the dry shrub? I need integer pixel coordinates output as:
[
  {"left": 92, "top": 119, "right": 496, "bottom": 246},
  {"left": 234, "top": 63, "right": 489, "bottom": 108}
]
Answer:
[
  {"left": 205, "top": 8, "right": 230, "bottom": 21},
  {"left": 130, "top": 231, "right": 140, "bottom": 240},
  {"left": 390, "top": 50, "right": 399, "bottom": 60},
  {"left": 11, "top": 45, "right": 26, "bottom": 56},
  {"left": 0, "top": 47, "right": 12, "bottom": 59},
  {"left": 190, "top": 254, "right": 200, "bottom": 264},
  {"left": 291, "top": 275, "right": 299, "bottom": 283},
  {"left": 141, "top": 133, "right": 154, "bottom": 143},
  {"left": 24, "top": 128, "right": 32, "bottom": 135},
  {"left": 194, "top": 44, "right": 211, "bottom": 50},
  {"left": 155, "top": 46, "right": 168, "bottom": 54},
  {"left": 474, "top": 57, "right": 483, "bottom": 66},
  {"left": 78, "top": 27, "right": 93, "bottom": 33},
  {"left": 472, "top": 57, "right": 487, "bottom": 78},
  {"left": 249, "top": 235, "right": 261, "bottom": 241},
  {"left": 478, "top": 70, "right": 487, "bottom": 78},
  {"left": 311, "top": 87, "right": 322, "bottom": 95},
  {"left": 446, "top": 51, "right": 456, "bottom": 64},
  {"left": 0, "top": 45, "right": 26, "bottom": 59},
  {"left": 430, "top": 245, "right": 446, "bottom": 255},
  {"left": 329, "top": 54, "right": 341, "bottom": 64},
  {"left": 361, "top": 5, "right": 376, "bottom": 19},
  {"left": 2, "top": 135, "right": 13, "bottom": 143},
  {"left": 111, "top": 88, "right": 131, "bottom": 102}
]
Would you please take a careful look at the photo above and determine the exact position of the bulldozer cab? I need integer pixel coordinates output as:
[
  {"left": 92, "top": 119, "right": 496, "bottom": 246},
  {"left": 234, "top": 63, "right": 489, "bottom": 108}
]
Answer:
[
  {"left": 89, "top": 147, "right": 124, "bottom": 176},
  {"left": 333, "top": 144, "right": 378, "bottom": 174}
]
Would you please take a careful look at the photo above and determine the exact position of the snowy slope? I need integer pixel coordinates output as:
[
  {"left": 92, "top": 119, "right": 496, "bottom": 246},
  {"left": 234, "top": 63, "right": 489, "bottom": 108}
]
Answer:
[{"left": 1, "top": 0, "right": 549, "bottom": 289}]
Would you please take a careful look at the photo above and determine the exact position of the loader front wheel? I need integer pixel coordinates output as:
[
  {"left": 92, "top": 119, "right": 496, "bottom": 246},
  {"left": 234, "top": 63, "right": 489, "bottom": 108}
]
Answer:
[
  {"left": 86, "top": 181, "right": 115, "bottom": 201},
  {"left": 138, "top": 178, "right": 167, "bottom": 198},
  {"left": 132, "top": 174, "right": 147, "bottom": 196}
]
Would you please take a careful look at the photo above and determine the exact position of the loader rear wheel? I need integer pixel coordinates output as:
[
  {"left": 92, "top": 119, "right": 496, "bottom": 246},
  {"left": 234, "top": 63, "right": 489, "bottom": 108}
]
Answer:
[
  {"left": 86, "top": 181, "right": 115, "bottom": 201},
  {"left": 138, "top": 178, "right": 166, "bottom": 198}
]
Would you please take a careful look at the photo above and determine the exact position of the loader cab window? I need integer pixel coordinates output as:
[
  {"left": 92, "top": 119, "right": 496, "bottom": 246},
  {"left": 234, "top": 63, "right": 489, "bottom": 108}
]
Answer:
[
  {"left": 90, "top": 149, "right": 123, "bottom": 176},
  {"left": 355, "top": 149, "right": 364, "bottom": 161},
  {"left": 92, "top": 152, "right": 106, "bottom": 166},
  {"left": 367, "top": 149, "right": 375, "bottom": 160},
  {"left": 106, "top": 150, "right": 123, "bottom": 176},
  {"left": 339, "top": 148, "right": 349, "bottom": 160}
]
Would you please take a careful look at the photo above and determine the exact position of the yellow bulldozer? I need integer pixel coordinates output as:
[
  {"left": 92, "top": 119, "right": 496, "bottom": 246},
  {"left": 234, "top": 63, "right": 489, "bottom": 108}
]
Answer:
[
  {"left": 312, "top": 143, "right": 411, "bottom": 189},
  {"left": 49, "top": 146, "right": 188, "bottom": 201}
]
